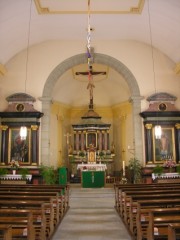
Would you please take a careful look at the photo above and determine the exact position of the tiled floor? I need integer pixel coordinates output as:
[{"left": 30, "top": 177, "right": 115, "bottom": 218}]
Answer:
[{"left": 51, "top": 185, "right": 132, "bottom": 240}]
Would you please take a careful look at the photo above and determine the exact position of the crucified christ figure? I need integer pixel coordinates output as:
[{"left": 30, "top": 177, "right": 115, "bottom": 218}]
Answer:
[{"left": 87, "top": 81, "right": 95, "bottom": 100}]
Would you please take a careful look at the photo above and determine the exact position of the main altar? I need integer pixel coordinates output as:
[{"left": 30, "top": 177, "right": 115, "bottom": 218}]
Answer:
[
  {"left": 68, "top": 77, "right": 115, "bottom": 181},
  {"left": 77, "top": 163, "right": 107, "bottom": 188}
]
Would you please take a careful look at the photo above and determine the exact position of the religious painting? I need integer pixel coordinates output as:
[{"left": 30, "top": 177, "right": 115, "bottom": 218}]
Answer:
[
  {"left": 153, "top": 127, "right": 176, "bottom": 163},
  {"left": 8, "top": 128, "right": 31, "bottom": 164},
  {"left": 86, "top": 132, "right": 97, "bottom": 148}
]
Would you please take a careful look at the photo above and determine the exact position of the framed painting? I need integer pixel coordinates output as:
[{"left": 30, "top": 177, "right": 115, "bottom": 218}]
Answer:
[
  {"left": 8, "top": 128, "right": 31, "bottom": 164},
  {"left": 153, "top": 127, "right": 176, "bottom": 163},
  {"left": 86, "top": 132, "right": 97, "bottom": 148}
]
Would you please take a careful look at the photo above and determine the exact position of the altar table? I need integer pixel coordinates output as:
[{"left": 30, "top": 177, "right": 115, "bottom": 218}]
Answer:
[
  {"left": 81, "top": 171, "right": 105, "bottom": 188},
  {"left": 0, "top": 174, "right": 32, "bottom": 184},
  {"left": 152, "top": 172, "right": 180, "bottom": 183},
  {"left": 77, "top": 163, "right": 107, "bottom": 171}
]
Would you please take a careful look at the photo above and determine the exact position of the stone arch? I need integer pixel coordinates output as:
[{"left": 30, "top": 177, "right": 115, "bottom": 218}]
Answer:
[{"left": 40, "top": 53, "right": 143, "bottom": 165}]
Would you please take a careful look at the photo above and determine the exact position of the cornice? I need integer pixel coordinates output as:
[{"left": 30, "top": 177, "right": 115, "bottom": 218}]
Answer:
[{"left": 34, "top": 0, "right": 144, "bottom": 15}]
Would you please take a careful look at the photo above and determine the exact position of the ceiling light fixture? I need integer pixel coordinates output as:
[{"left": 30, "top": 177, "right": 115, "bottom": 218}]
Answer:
[
  {"left": 20, "top": 0, "right": 33, "bottom": 140},
  {"left": 147, "top": 0, "right": 161, "bottom": 139}
]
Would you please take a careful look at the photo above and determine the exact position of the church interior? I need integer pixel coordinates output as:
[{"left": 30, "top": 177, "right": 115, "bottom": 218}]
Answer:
[{"left": 0, "top": 0, "right": 180, "bottom": 239}]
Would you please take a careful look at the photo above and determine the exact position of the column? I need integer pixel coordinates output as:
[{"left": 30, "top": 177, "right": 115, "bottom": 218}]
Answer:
[
  {"left": 0, "top": 125, "right": 8, "bottom": 164},
  {"left": 175, "top": 123, "right": 180, "bottom": 163},
  {"left": 39, "top": 97, "right": 52, "bottom": 166},
  {"left": 104, "top": 131, "right": 107, "bottom": 151},
  {"left": 129, "top": 96, "right": 144, "bottom": 164},
  {"left": 99, "top": 132, "right": 102, "bottom": 151},
  {"left": 75, "top": 132, "right": 79, "bottom": 151},
  {"left": 31, "top": 125, "right": 39, "bottom": 165},
  {"left": 145, "top": 123, "right": 153, "bottom": 164}
]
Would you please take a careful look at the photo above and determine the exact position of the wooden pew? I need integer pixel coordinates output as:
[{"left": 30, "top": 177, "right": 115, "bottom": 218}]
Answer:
[
  {"left": 136, "top": 200, "right": 180, "bottom": 240},
  {"left": 0, "top": 191, "right": 65, "bottom": 221},
  {"left": 0, "top": 211, "right": 35, "bottom": 240},
  {"left": 0, "top": 184, "right": 70, "bottom": 239},
  {"left": 0, "top": 184, "right": 70, "bottom": 214},
  {"left": 0, "top": 225, "right": 12, "bottom": 240},
  {"left": 136, "top": 207, "right": 180, "bottom": 240},
  {"left": 115, "top": 183, "right": 180, "bottom": 216},
  {"left": 168, "top": 223, "right": 180, "bottom": 240},
  {"left": 0, "top": 200, "right": 51, "bottom": 239},
  {"left": 128, "top": 194, "right": 180, "bottom": 235},
  {"left": 0, "top": 209, "right": 46, "bottom": 240},
  {"left": 0, "top": 194, "right": 59, "bottom": 225},
  {"left": 115, "top": 184, "right": 180, "bottom": 218}
]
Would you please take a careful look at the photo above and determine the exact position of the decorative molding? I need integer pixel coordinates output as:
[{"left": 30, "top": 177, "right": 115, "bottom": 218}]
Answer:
[
  {"left": 145, "top": 123, "right": 152, "bottom": 130},
  {"left": 34, "top": 0, "right": 144, "bottom": 15},
  {"left": 0, "top": 64, "right": 7, "bottom": 76},
  {"left": 175, "top": 123, "right": 180, "bottom": 129},
  {"left": 174, "top": 62, "right": 180, "bottom": 74},
  {"left": 31, "top": 125, "right": 38, "bottom": 131},
  {"left": 0, "top": 125, "right": 8, "bottom": 131}
]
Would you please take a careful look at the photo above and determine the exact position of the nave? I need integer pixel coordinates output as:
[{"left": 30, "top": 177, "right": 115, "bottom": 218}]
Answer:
[{"left": 51, "top": 185, "right": 132, "bottom": 240}]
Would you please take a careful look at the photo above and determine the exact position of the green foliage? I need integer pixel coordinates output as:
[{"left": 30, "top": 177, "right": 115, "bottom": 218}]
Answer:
[
  {"left": 176, "top": 165, "right": 180, "bottom": 174},
  {"left": 0, "top": 168, "right": 8, "bottom": 175},
  {"left": 99, "top": 151, "right": 105, "bottom": 158},
  {"left": 19, "top": 168, "right": 29, "bottom": 180},
  {"left": 153, "top": 164, "right": 163, "bottom": 176},
  {"left": 69, "top": 156, "right": 76, "bottom": 164},
  {"left": 40, "top": 165, "right": 57, "bottom": 184},
  {"left": 79, "top": 151, "right": 85, "bottom": 157},
  {"left": 127, "top": 157, "right": 142, "bottom": 183}
]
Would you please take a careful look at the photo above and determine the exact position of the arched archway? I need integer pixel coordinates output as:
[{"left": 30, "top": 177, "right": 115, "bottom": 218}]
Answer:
[{"left": 40, "top": 53, "right": 143, "bottom": 166}]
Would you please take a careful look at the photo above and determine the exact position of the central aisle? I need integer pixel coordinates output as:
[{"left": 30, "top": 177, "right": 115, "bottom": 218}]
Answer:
[{"left": 51, "top": 185, "right": 132, "bottom": 240}]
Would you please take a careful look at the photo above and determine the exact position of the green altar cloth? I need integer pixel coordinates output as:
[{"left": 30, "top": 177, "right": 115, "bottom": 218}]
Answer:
[{"left": 81, "top": 171, "right": 105, "bottom": 188}]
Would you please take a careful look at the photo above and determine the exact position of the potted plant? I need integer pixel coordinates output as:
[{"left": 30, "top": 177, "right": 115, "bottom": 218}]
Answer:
[
  {"left": 176, "top": 165, "right": 180, "bottom": 175},
  {"left": 0, "top": 168, "right": 8, "bottom": 176},
  {"left": 153, "top": 164, "right": 163, "bottom": 176},
  {"left": 40, "top": 165, "right": 58, "bottom": 184},
  {"left": 127, "top": 157, "right": 142, "bottom": 183},
  {"left": 19, "top": 168, "right": 29, "bottom": 180},
  {"left": 9, "top": 159, "right": 20, "bottom": 174},
  {"left": 79, "top": 151, "right": 86, "bottom": 162}
]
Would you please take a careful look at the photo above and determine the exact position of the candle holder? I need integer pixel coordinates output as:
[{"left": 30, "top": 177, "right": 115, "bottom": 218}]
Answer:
[
  {"left": 120, "top": 160, "right": 128, "bottom": 184},
  {"left": 120, "top": 175, "right": 128, "bottom": 184}
]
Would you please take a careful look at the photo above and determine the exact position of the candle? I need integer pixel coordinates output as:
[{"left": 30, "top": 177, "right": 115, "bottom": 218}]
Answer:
[{"left": 122, "top": 161, "right": 125, "bottom": 176}]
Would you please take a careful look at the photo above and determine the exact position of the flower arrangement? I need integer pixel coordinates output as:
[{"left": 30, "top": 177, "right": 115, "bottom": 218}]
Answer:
[
  {"left": 9, "top": 159, "right": 20, "bottom": 169},
  {"left": 163, "top": 159, "right": 176, "bottom": 168},
  {"left": 99, "top": 151, "right": 105, "bottom": 158}
]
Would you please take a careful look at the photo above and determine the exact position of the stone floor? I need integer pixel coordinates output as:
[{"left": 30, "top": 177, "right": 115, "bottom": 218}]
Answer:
[{"left": 51, "top": 184, "right": 132, "bottom": 240}]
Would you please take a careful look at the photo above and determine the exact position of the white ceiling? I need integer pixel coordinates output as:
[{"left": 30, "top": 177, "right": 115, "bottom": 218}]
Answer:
[{"left": 0, "top": 0, "right": 180, "bottom": 107}]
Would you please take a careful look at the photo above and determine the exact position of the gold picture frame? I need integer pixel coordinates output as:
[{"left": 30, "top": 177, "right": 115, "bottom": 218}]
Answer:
[
  {"left": 8, "top": 128, "right": 31, "bottom": 164},
  {"left": 153, "top": 127, "right": 176, "bottom": 163}
]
